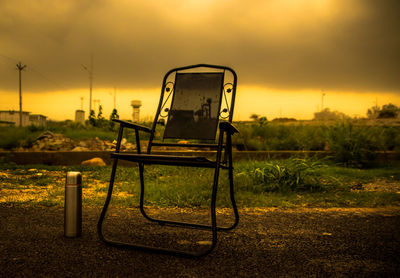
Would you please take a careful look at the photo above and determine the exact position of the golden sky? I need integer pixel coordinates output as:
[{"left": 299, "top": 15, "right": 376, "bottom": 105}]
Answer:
[{"left": 1, "top": 0, "right": 399, "bottom": 120}]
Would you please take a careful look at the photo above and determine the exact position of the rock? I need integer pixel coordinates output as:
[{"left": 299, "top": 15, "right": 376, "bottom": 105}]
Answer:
[
  {"left": 124, "top": 143, "right": 135, "bottom": 150},
  {"left": 121, "top": 138, "right": 127, "bottom": 145},
  {"left": 104, "top": 142, "right": 116, "bottom": 151},
  {"left": 36, "top": 131, "right": 54, "bottom": 141},
  {"left": 78, "top": 141, "right": 87, "bottom": 147},
  {"left": 81, "top": 157, "right": 106, "bottom": 166},
  {"left": 51, "top": 139, "right": 63, "bottom": 146},
  {"left": 71, "top": 146, "right": 90, "bottom": 151}
]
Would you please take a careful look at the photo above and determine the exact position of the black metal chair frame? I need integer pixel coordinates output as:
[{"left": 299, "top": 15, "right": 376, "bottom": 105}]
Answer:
[{"left": 97, "top": 64, "right": 239, "bottom": 257}]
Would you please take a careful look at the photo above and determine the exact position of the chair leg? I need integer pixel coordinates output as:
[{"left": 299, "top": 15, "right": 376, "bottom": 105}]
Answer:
[
  {"left": 227, "top": 152, "right": 239, "bottom": 230},
  {"left": 97, "top": 158, "right": 118, "bottom": 242},
  {"left": 98, "top": 161, "right": 219, "bottom": 257},
  {"left": 139, "top": 165, "right": 239, "bottom": 231}
]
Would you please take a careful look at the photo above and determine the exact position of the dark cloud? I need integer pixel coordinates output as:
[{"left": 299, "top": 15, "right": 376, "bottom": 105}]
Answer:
[{"left": 0, "top": 0, "right": 399, "bottom": 92}]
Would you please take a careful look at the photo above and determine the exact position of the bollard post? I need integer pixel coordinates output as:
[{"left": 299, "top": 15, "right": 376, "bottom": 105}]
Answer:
[{"left": 64, "top": 171, "right": 82, "bottom": 237}]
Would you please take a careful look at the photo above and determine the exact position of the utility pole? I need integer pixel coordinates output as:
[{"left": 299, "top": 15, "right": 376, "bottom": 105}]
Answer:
[
  {"left": 109, "top": 87, "right": 117, "bottom": 109},
  {"left": 321, "top": 91, "right": 326, "bottom": 112},
  {"left": 82, "top": 54, "right": 93, "bottom": 118},
  {"left": 113, "top": 87, "right": 116, "bottom": 109},
  {"left": 16, "top": 62, "right": 27, "bottom": 127},
  {"left": 94, "top": 99, "right": 100, "bottom": 114}
]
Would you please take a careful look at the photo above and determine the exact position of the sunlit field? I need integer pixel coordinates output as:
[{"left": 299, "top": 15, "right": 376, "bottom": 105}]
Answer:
[
  {"left": 2, "top": 117, "right": 400, "bottom": 168},
  {"left": 1, "top": 160, "right": 399, "bottom": 208}
]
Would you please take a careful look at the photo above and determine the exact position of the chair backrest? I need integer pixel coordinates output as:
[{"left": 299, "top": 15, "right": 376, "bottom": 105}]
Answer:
[{"left": 149, "top": 64, "right": 237, "bottom": 147}]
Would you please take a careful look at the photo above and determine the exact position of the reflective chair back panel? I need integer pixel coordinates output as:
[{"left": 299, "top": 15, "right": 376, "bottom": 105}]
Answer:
[
  {"left": 163, "top": 72, "right": 224, "bottom": 140},
  {"left": 150, "top": 64, "right": 237, "bottom": 147}
]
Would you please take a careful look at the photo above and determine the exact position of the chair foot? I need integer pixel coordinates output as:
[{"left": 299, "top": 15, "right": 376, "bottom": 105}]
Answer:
[
  {"left": 98, "top": 224, "right": 217, "bottom": 258},
  {"left": 140, "top": 205, "right": 239, "bottom": 231}
]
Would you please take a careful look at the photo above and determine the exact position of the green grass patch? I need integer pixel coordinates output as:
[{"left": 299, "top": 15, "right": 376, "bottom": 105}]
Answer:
[
  {"left": 2, "top": 120, "right": 400, "bottom": 170},
  {"left": 1, "top": 160, "right": 400, "bottom": 208}
]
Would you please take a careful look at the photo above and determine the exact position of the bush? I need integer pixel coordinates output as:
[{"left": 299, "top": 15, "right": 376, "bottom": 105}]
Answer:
[
  {"left": 249, "top": 158, "right": 336, "bottom": 193},
  {"left": 325, "top": 121, "right": 382, "bottom": 168},
  {"left": 314, "top": 108, "right": 349, "bottom": 121},
  {"left": 378, "top": 103, "right": 399, "bottom": 119},
  {"left": 0, "top": 127, "right": 41, "bottom": 149},
  {"left": 233, "top": 122, "right": 326, "bottom": 151}
]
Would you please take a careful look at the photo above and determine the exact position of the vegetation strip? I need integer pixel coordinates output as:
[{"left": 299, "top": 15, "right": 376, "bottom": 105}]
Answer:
[
  {"left": 1, "top": 119, "right": 400, "bottom": 168},
  {"left": 1, "top": 159, "right": 399, "bottom": 208}
]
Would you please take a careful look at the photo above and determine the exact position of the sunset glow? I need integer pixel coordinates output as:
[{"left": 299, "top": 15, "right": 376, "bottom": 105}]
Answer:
[
  {"left": 1, "top": 87, "right": 399, "bottom": 121},
  {"left": 1, "top": 0, "right": 399, "bottom": 121}
]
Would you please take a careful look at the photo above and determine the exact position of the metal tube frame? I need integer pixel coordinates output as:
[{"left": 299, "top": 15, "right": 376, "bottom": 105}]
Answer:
[{"left": 97, "top": 64, "right": 239, "bottom": 257}]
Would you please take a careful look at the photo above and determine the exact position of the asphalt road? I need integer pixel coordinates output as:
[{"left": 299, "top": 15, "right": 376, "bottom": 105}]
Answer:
[{"left": 1, "top": 205, "right": 399, "bottom": 277}]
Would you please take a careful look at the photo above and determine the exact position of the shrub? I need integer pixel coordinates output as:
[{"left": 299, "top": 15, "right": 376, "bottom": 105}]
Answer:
[
  {"left": 250, "top": 158, "right": 335, "bottom": 192},
  {"left": 325, "top": 121, "right": 382, "bottom": 168},
  {"left": 0, "top": 127, "right": 41, "bottom": 149},
  {"left": 232, "top": 122, "right": 326, "bottom": 151}
]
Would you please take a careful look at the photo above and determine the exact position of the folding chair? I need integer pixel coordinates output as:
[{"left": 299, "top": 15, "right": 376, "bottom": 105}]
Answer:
[{"left": 97, "top": 64, "right": 239, "bottom": 257}]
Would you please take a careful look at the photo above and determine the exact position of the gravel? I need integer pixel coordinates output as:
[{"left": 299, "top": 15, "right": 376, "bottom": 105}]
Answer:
[{"left": 1, "top": 205, "right": 399, "bottom": 277}]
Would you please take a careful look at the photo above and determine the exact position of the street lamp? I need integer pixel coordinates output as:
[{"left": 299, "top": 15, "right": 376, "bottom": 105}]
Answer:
[{"left": 81, "top": 55, "right": 93, "bottom": 117}]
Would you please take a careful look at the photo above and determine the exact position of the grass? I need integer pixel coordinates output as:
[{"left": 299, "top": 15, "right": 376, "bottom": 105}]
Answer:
[
  {"left": 231, "top": 120, "right": 400, "bottom": 168},
  {"left": 2, "top": 119, "right": 400, "bottom": 170},
  {"left": 1, "top": 159, "right": 399, "bottom": 208},
  {"left": 0, "top": 120, "right": 155, "bottom": 150}
]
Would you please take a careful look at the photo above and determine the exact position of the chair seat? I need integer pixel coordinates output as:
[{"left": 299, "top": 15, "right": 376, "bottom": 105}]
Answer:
[{"left": 111, "top": 153, "right": 218, "bottom": 168}]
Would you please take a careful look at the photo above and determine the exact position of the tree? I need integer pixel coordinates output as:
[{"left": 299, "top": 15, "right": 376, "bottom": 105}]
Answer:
[
  {"left": 109, "top": 108, "right": 119, "bottom": 128},
  {"left": 250, "top": 114, "right": 259, "bottom": 121},
  {"left": 367, "top": 103, "right": 399, "bottom": 119},
  {"left": 367, "top": 106, "right": 380, "bottom": 119},
  {"left": 97, "top": 105, "right": 105, "bottom": 120},
  {"left": 314, "top": 108, "right": 349, "bottom": 121},
  {"left": 109, "top": 108, "right": 119, "bottom": 120},
  {"left": 258, "top": 116, "right": 268, "bottom": 126},
  {"left": 378, "top": 103, "right": 399, "bottom": 119},
  {"left": 88, "top": 110, "right": 96, "bottom": 126},
  {"left": 250, "top": 114, "right": 267, "bottom": 125},
  {"left": 95, "top": 105, "right": 107, "bottom": 127}
]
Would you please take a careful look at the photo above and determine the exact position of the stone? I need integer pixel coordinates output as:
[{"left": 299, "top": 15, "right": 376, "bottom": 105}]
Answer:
[
  {"left": 36, "top": 131, "right": 54, "bottom": 141},
  {"left": 71, "top": 146, "right": 90, "bottom": 151},
  {"left": 125, "top": 143, "right": 135, "bottom": 150},
  {"left": 78, "top": 141, "right": 87, "bottom": 147},
  {"left": 81, "top": 157, "right": 106, "bottom": 166},
  {"left": 51, "top": 139, "right": 63, "bottom": 146}
]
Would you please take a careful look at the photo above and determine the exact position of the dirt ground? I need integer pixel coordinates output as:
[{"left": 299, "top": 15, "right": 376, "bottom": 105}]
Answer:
[{"left": 1, "top": 205, "right": 400, "bottom": 277}]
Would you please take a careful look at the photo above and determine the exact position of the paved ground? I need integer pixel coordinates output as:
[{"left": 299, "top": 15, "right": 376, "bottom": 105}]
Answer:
[{"left": 1, "top": 205, "right": 400, "bottom": 277}]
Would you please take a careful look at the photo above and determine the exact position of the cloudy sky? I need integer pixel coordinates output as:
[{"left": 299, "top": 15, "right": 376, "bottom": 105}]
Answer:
[{"left": 1, "top": 0, "right": 399, "bottom": 120}]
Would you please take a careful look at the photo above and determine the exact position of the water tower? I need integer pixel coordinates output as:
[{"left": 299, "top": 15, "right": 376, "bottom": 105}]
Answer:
[
  {"left": 75, "top": 110, "right": 85, "bottom": 124},
  {"left": 75, "top": 97, "right": 85, "bottom": 124},
  {"left": 131, "top": 100, "right": 142, "bottom": 122}
]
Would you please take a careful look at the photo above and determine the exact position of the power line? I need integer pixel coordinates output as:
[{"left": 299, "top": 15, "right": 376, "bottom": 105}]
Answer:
[
  {"left": 0, "top": 53, "right": 67, "bottom": 90},
  {"left": 82, "top": 54, "right": 94, "bottom": 116},
  {"left": 27, "top": 66, "right": 67, "bottom": 90},
  {"left": 0, "top": 53, "right": 19, "bottom": 63}
]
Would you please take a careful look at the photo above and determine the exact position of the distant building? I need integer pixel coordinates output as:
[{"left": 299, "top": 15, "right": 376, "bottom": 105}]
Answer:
[
  {"left": 131, "top": 100, "right": 142, "bottom": 122},
  {"left": 75, "top": 110, "right": 85, "bottom": 124},
  {"left": 0, "top": 110, "right": 47, "bottom": 126},
  {"left": 29, "top": 114, "right": 47, "bottom": 126},
  {"left": 0, "top": 110, "right": 30, "bottom": 126},
  {"left": 0, "top": 120, "right": 15, "bottom": 126}
]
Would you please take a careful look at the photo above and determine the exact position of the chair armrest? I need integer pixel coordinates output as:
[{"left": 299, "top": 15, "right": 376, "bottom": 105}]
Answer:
[
  {"left": 219, "top": 122, "right": 239, "bottom": 135},
  {"left": 112, "top": 119, "right": 151, "bottom": 133}
]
